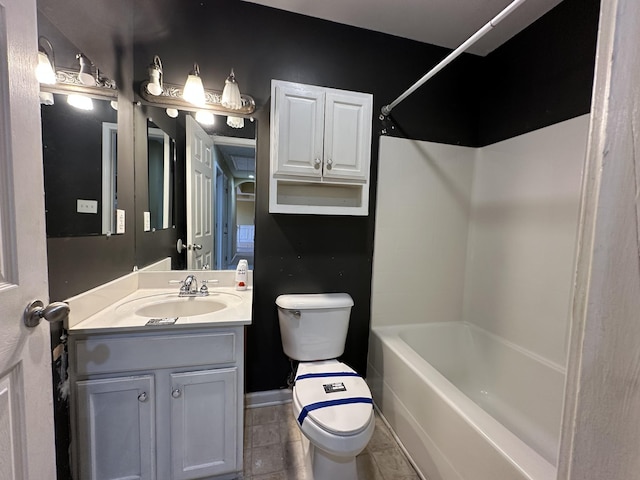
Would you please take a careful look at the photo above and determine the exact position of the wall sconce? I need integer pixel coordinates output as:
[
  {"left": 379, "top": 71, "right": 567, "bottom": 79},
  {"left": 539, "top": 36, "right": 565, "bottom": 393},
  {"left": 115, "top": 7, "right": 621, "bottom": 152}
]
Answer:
[
  {"left": 221, "top": 69, "right": 241, "bottom": 110},
  {"left": 36, "top": 36, "right": 56, "bottom": 85},
  {"left": 226, "top": 116, "right": 244, "bottom": 129},
  {"left": 67, "top": 94, "right": 94, "bottom": 111},
  {"left": 195, "top": 110, "right": 215, "bottom": 125},
  {"left": 76, "top": 53, "right": 95, "bottom": 86},
  {"left": 147, "top": 55, "right": 163, "bottom": 96},
  {"left": 183, "top": 63, "right": 206, "bottom": 107}
]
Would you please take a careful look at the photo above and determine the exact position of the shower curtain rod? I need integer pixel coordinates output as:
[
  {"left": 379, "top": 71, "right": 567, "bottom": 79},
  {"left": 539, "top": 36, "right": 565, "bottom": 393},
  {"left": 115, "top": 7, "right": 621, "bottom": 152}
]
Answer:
[{"left": 380, "top": 0, "right": 527, "bottom": 117}]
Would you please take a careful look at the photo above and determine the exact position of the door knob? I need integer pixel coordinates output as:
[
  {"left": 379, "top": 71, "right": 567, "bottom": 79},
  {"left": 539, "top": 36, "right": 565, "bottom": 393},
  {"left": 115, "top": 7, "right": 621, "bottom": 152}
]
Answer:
[
  {"left": 23, "top": 300, "right": 70, "bottom": 328},
  {"left": 189, "top": 244, "right": 202, "bottom": 250}
]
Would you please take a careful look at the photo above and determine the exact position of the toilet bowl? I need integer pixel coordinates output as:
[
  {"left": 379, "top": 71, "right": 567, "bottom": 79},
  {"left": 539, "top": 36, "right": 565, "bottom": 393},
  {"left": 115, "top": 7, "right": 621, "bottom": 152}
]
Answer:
[
  {"left": 292, "top": 360, "right": 375, "bottom": 479},
  {"left": 276, "top": 293, "right": 375, "bottom": 480}
]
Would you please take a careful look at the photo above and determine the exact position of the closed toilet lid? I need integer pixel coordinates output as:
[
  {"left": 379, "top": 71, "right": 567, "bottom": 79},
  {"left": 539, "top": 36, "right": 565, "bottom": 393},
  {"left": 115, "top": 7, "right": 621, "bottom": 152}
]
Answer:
[{"left": 293, "top": 361, "right": 373, "bottom": 436}]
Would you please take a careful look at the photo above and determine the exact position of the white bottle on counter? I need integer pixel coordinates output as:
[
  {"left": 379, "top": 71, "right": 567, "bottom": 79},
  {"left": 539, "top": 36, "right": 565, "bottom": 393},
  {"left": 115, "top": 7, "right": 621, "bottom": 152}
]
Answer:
[{"left": 235, "top": 259, "right": 248, "bottom": 291}]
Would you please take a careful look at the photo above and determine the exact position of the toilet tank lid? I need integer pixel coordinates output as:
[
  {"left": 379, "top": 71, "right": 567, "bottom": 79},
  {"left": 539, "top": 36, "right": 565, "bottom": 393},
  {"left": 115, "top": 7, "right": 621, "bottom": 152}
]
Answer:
[{"left": 276, "top": 293, "right": 354, "bottom": 310}]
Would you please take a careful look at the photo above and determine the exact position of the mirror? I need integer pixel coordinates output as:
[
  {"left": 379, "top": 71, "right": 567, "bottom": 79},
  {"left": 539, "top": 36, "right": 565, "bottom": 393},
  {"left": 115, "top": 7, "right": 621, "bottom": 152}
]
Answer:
[
  {"left": 138, "top": 106, "right": 255, "bottom": 270},
  {"left": 42, "top": 92, "right": 118, "bottom": 237},
  {"left": 147, "top": 120, "right": 175, "bottom": 231}
]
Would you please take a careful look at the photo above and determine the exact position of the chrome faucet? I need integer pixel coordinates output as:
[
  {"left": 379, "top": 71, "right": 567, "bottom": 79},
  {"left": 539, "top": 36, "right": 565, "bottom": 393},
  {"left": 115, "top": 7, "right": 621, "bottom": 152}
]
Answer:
[
  {"left": 177, "top": 274, "right": 210, "bottom": 297},
  {"left": 180, "top": 275, "right": 198, "bottom": 296}
]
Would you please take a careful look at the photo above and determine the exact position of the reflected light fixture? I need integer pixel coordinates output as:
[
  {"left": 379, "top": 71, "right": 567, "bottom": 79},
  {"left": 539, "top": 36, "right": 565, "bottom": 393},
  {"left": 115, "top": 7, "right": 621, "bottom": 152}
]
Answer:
[
  {"left": 166, "top": 108, "right": 179, "bottom": 118},
  {"left": 195, "top": 110, "right": 214, "bottom": 125},
  {"left": 183, "top": 63, "right": 206, "bottom": 107},
  {"left": 147, "top": 55, "right": 163, "bottom": 96},
  {"left": 221, "top": 68, "right": 242, "bottom": 110},
  {"left": 67, "top": 94, "right": 94, "bottom": 111},
  {"left": 76, "top": 53, "right": 95, "bottom": 85},
  {"left": 36, "top": 36, "right": 56, "bottom": 84},
  {"left": 226, "top": 116, "right": 244, "bottom": 129}
]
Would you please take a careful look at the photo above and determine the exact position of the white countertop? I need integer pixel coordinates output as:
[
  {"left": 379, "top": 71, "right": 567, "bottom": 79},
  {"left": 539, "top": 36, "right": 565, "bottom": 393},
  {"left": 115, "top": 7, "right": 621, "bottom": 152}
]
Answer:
[{"left": 66, "top": 268, "right": 253, "bottom": 334}]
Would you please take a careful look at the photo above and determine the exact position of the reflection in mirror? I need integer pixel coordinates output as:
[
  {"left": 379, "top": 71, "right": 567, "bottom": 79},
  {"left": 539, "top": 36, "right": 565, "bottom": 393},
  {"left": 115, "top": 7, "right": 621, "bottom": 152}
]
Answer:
[
  {"left": 42, "top": 93, "right": 118, "bottom": 237},
  {"left": 147, "top": 120, "right": 175, "bottom": 231},
  {"left": 213, "top": 137, "right": 255, "bottom": 270}
]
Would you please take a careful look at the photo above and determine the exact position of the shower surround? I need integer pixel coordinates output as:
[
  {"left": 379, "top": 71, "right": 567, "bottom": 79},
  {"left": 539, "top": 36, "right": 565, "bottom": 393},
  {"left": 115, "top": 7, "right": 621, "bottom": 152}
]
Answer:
[{"left": 369, "top": 115, "right": 588, "bottom": 479}]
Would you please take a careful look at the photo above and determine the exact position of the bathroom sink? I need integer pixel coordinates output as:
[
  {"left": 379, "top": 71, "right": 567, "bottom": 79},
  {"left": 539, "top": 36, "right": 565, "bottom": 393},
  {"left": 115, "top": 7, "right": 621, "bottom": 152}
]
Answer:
[{"left": 115, "top": 291, "right": 243, "bottom": 318}]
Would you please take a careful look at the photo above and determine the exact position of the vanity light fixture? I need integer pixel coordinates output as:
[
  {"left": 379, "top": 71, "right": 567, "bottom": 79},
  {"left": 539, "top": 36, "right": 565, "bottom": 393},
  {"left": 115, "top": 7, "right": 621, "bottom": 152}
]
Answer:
[
  {"left": 195, "top": 110, "right": 215, "bottom": 125},
  {"left": 226, "top": 116, "right": 244, "bottom": 129},
  {"left": 166, "top": 108, "right": 179, "bottom": 118},
  {"left": 76, "top": 53, "right": 95, "bottom": 86},
  {"left": 67, "top": 94, "right": 94, "bottom": 111},
  {"left": 183, "top": 63, "right": 206, "bottom": 107},
  {"left": 147, "top": 55, "right": 163, "bottom": 96},
  {"left": 221, "top": 69, "right": 242, "bottom": 110},
  {"left": 36, "top": 36, "right": 56, "bottom": 85}
]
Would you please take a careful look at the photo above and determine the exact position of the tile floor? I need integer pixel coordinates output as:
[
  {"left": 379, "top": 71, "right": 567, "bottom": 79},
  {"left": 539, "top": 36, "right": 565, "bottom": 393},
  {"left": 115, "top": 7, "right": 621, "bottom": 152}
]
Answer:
[{"left": 243, "top": 403, "right": 420, "bottom": 480}]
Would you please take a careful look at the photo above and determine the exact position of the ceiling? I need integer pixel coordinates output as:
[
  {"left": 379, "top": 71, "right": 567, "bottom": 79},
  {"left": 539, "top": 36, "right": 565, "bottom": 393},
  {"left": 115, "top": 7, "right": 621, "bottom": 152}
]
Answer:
[{"left": 241, "top": 0, "right": 563, "bottom": 56}]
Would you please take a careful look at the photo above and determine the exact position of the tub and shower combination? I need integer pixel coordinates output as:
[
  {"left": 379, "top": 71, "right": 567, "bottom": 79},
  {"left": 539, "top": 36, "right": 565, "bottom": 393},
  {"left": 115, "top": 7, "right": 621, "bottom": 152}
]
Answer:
[{"left": 367, "top": 322, "right": 565, "bottom": 480}]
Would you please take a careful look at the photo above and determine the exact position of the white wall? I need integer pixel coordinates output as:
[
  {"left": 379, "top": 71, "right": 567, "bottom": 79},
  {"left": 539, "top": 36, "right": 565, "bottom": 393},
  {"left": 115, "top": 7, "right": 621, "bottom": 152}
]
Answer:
[
  {"left": 372, "top": 115, "right": 589, "bottom": 366},
  {"left": 372, "top": 137, "right": 475, "bottom": 327},
  {"left": 463, "top": 115, "right": 588, "bottom": 365}
]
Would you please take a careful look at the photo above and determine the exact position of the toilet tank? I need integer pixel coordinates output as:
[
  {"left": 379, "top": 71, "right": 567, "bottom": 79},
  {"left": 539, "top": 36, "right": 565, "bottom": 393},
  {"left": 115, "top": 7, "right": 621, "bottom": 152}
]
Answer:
[{"left": 276, "top": 293, "right": 354, "bottom": 361}]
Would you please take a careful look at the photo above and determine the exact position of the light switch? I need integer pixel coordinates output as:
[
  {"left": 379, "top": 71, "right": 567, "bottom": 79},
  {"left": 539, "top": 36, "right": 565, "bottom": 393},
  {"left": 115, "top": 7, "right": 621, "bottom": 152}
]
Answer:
[
  {"left": 116, "top": 209, "right": 125, "bottom": 234},
  {"left": 143, "top": 211, "right": 151, "bottom": 232},
  {"left": 77, "top": 199, "right": 98, "bottom": 214}
]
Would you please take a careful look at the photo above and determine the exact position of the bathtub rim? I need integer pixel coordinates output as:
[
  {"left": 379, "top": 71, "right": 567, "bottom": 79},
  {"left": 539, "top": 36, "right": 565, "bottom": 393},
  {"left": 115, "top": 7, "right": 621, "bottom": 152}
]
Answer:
[{"left": 370, "top": 322, "right": 558, "bottom": 480}]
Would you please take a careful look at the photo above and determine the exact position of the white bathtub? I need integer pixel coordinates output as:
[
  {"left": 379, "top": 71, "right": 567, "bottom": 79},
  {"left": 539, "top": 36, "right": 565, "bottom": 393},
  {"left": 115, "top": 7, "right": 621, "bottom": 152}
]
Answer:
[{"left": 367, "top": 322, "right": 565, "bottom": 480}]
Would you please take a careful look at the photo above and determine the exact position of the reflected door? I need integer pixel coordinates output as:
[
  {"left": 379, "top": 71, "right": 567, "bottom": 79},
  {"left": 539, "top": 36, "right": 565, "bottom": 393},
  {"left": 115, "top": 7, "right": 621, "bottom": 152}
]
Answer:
[
  {"left": 0, "top": 0, "right": 56, "bottom": 477},
  {"left": 186, "top": 115, "right": 214, "bottom": 269}
]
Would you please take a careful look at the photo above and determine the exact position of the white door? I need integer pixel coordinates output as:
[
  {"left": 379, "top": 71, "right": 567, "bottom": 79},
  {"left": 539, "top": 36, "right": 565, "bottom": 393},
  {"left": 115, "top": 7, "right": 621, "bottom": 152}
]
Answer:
[
  {"left": 185, "top": 115, "right": 214, "bottom": 269},
  {"left": 323, "top": 90, "right": 372, "bottom": 181},
  {"left": 0, "top": 0, "right": 56, "bottom": 478},
  {"left": 272, "top": 81, "right": 325, "bottom": 178}
]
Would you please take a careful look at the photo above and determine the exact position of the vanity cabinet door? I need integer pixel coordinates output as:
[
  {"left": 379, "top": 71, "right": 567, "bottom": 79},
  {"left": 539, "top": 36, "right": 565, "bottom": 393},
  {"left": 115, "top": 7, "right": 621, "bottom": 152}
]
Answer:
[
  {"left": 76, "top": 375, "right": 155, "bottom": 480},
  {"left": 170, "top": 368, "right": 238, "bottom": 479}
]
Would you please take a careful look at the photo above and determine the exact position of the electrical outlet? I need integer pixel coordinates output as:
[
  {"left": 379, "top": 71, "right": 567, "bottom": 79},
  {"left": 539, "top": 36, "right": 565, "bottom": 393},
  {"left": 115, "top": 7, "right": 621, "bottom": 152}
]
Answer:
[
  {"left": 77, "top": 199, "right": 98, "bottom": 214},
  {"left": 143, "top": 211, "right": 151, "bottom": 232},
  {"left": 116, "top": 209, "right": 125, "bottom": 234}
]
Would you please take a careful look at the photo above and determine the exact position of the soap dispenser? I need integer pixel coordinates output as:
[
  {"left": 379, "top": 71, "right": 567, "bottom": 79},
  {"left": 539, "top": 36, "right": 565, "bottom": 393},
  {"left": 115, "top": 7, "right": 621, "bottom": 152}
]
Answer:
[{"left": 235, "top": 259, "right": 248, "bottom": 291}]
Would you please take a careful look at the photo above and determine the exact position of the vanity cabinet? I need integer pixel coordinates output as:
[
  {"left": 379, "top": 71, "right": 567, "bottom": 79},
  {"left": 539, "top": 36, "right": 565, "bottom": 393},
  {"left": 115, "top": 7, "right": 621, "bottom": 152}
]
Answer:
[
  {"left": 269, "top": 80, "right": 373, "bottom": 215},
  {"left": 70, "top": 327, "right": 244, "bottom": 480}
]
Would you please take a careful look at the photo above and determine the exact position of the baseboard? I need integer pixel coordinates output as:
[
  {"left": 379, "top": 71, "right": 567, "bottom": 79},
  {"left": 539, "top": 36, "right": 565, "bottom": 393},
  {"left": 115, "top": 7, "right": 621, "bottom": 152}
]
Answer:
[{"left": 245, "top": 389, "right": 292, "bottom": 408}]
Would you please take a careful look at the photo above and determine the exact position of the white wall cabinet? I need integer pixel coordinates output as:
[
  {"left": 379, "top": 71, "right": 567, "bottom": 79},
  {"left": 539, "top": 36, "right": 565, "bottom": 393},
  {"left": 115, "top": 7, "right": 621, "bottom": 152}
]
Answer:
[
  {"left": 270, "top": 80, "right": 373, "bottom": 215},
  {"left": 70, "top": 328, "right": 244, "bottom": 480}
]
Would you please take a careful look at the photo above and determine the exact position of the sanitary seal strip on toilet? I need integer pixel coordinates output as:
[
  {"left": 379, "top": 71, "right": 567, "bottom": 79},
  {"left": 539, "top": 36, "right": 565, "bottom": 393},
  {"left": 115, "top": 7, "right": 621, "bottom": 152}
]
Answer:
[
  {"left": 293, "top": 364, "right": 373, "bottom": 435},
  {"left": 297, "top": 397, "right": 373, "bottom": 427}
]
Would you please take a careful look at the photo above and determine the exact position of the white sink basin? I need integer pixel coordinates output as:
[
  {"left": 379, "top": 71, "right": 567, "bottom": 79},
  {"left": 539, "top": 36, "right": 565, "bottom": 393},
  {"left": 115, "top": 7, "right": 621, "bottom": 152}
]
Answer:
[{"left": 115, "top": 292, "right": 243, "bottom": 318}]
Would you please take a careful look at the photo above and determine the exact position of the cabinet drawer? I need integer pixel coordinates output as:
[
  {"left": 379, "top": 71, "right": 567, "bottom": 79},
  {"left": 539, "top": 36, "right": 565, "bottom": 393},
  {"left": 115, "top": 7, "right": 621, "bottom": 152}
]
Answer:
[{"left": 74, "top": 332, "right": 236, "bottom": 376}]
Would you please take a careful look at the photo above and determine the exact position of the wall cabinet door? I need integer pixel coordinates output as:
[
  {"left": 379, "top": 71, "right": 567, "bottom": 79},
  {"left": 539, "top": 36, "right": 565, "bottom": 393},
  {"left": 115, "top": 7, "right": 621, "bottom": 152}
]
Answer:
[
  {"left": 170, "top": 368, "right": 238, "bottom": 479},
  {"left": 76, "top": 375, "right": 155, "bottom": 480},
  {"left": 323, "top": 90, "right": 372, "bottom": 181},
  {"left": 273, "top": 83, "right": 325, "bottom": 178}
]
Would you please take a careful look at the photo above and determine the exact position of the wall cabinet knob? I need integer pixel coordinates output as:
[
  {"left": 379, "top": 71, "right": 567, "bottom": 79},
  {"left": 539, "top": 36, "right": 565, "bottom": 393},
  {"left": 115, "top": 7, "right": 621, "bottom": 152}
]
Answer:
[
  {"left": 314, "top": 158, "right": 321, "bottom": 169},
  {"left": 172, "top": 388, "right": 182, "bottom": 398},
  {"left": 326, "top": 158, "right": 333, "bottom": 170},
  {"left": 138, "top": 392, "right": 148, "bottom": 402}
]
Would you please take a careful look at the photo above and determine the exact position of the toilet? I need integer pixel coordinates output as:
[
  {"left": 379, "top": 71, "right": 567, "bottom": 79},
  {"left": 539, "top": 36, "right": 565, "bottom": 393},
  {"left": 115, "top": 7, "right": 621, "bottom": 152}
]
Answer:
[{"left": 276, "top": 293, "right": 375, "bottom": 480}]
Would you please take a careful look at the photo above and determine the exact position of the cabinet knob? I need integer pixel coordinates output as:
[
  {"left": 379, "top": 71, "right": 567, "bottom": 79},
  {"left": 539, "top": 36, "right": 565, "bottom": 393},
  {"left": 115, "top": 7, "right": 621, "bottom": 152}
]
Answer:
[
  {"left": 172, "top": 388, "right": 182, "bottom": 398},
  {"left": 314, "top": 158, "right": 321, "bottom": 169},
  {"left": 326, "top": 158, "right": 333, "bottom": 170},
  {"left": 138, "top": 392, "right": 148, "bottom": 402}
]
